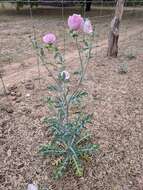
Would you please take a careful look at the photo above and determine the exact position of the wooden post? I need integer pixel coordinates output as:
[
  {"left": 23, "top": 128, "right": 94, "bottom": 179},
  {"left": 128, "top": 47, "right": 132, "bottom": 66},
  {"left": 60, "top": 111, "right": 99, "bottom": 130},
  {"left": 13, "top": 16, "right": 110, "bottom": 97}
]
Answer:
[{"left": 107, "top": 0, "right": 125, "bottom": 57}]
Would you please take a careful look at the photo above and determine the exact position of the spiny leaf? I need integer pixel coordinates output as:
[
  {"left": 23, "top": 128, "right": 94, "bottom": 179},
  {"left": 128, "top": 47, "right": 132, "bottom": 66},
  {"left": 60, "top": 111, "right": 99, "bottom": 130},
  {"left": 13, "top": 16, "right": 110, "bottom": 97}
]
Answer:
[
  {"left": 72, "top": 155, "right": 84, "bottom": 177},
  {"left": 70, "top": 90, "right": 88, "bottom": 104},
  {"left": 43, "top": 117, "right": 62, "bottom": 134},
  {"left": 76, "top": 132, "right": 91, "bottom": 145},
  {"left": 52, "top": 156, "right": 64, "bottom": 166},
  {"left": 82, "top": 113, "right": 93, "bottom": 124},
  {"left": 55, "top": 97, "right": 65, "bottom": 108},
  {"left": 53, "top": 156, "right": 69, "bottom": 179},
  {"left": 81, "top": 153, "right": 91, "bottom": 162},
  {"left": 78, "top": 144, "right": 99, "bottom": 155},
  {"left": 39, "top": 144, "right": 66, "bottom": 156},
  {"left": 44, "top": 96, "right": 54, "bottom": 108},
  {"left": 47, "top": 85, "right": 59, "bottom": 92}
]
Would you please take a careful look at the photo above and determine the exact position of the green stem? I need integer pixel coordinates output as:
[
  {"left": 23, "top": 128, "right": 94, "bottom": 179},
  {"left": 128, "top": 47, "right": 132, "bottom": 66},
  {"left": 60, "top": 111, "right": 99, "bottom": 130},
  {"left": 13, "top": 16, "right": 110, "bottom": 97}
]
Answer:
[
  {"left": 75, "top": 37, "right": 84, "bottom": 79},
  {"left": 68, "top": 37, "right": 93, "bottom": 106},
  {"left": 62, "top": 82, "right": 69, "bottom": 124}
]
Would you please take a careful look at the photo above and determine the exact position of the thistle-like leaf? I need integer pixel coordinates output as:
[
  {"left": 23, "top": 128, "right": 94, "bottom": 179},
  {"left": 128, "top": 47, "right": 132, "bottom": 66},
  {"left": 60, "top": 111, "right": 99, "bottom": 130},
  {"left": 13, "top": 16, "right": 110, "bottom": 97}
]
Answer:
[
  {"left": 82, "top": 113, "right": 93, "bottom": 124},
  {"left": 78, "top": 144, "right": 99, "bottom": 156},
  {"left": 76, "top": 132, "right": 91, "bottom": 145},
  {"left": 55, "top": 97, "right": 65, "bottom": 108},
  {"left": 39, "top": 144, "right": 66, "bottom": 156},
  {"left": 69, "top": 90, "right": 88, "bottom": 104},
  {"left": 47, "top": 85, "right": 59, "bottom": 92},
  {"left": 44, "top": 96, "right": 55, "bottom": 108},
  {"left": 72, "top": 155, "right": 84, "bottom": 177},
  {"left": 43, "top": 117, "right": 62, "bottom": 135},
  {"left": 53, "top": 156, "right": 69, "bottom": 179}
]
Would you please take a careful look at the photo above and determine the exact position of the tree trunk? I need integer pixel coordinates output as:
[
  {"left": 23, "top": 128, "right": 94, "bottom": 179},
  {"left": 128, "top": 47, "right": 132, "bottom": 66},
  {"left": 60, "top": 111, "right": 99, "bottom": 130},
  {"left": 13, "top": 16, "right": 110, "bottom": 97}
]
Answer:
[
  {"left": 107, "top": 0, "right": 125, "bottom": 57},
  {"left": 86, "top": 0, "right": 92, "bottom": 11}
]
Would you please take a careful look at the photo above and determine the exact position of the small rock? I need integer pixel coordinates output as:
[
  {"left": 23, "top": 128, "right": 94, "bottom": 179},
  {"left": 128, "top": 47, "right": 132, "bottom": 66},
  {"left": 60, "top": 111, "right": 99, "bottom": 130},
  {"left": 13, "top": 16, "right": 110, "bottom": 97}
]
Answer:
[
  {"left": 5, "top": 105, "right": 14, "bottom": 113},
  {"left": 6, "top": 90, "right": 10, "bottom": 95},
  {"left": 92, "top": 90, "right": 97, "bottom": 98},
  {"left": 21, "top": 107, "right": 32, "bottom": 114},
  {"left": 17, "top": 163, "right": 24, "bottom": 169},
  {"left": 0, "top": 174, "right": 5, "bottom": 183},
  {"left": 11, "top": 96, "right": 17, "bottom": 101},
  {"left": 35, "top": 111, "right": 43, "bottom": 119},
  {"left": 34, "top": 104, "right": 43, "bottom": 108},
  {"left": 16, "top": 92, "right": 22, "bottom": 97},
  {"left": 26, "top": 93, "right": 30, "bottom": 98},
  {"left": 0, "top": 134, "right": 2, "bottom": 138},
  {"left": 27, "top": 183, "right": 38, "bottom": 190},
  {"left": 10, "top": 91, "right": 16, "bottom": 96},
  {"left": 16, "top": 98, "right": 22, "bottom": 103},
  {"left": 25, "top": 80, "right": 34, "bottom": 90},
  {"left": 7, "top": 149, "right": 11, "bottom": 157},
  {"left": 21, "top": 80, "right": 25, "bottom": 84},
  {"left": 7, "top": 84, "right": 17, "bottom": 91}
]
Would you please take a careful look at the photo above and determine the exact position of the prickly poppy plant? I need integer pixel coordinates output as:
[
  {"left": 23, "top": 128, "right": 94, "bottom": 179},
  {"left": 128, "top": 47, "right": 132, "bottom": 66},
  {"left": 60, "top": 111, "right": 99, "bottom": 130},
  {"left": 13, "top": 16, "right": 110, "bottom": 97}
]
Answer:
[{"left": 32, "top": 14, "right": 99, "bottom": 179}]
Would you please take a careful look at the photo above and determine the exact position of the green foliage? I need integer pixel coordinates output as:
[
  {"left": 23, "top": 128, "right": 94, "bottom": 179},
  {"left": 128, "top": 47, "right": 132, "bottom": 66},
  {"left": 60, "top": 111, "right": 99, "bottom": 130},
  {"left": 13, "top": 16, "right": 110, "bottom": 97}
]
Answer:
[
  {"left": 54, "top": 51, "right": 64, "bottom": 65},
  {"left": 69, "top": 90, "right": 88, "bottom": 104},
  {"left": 40, "top": 114, "right": 98, "bottom": 179},
  {"left": 118, "top": 63, "right": 128, "bottom": 74},
  {"left": 47, "top": 85, "right": 60, "bottom": 92},
  {"left": 32, "top": 20, "right": 99, "bottom": 180},
  {"left": 126, "top": 53, "right": 136, "bottom": 60}
]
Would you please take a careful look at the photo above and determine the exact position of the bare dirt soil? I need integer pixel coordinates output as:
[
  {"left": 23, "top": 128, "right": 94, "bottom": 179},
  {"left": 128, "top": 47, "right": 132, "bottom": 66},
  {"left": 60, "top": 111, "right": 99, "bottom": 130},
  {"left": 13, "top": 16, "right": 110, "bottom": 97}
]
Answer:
[{"left": 0, "top": 6, "right": 143, "bottom": 190}]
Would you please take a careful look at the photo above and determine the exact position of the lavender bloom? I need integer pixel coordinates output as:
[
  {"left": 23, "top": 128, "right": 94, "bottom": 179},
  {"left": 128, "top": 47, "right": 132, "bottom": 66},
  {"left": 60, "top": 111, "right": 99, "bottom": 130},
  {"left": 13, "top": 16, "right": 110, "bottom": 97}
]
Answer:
[
  {"left": 43, "top": 33, "right": 56, "bottom": 44},
  {"left": 68, "top": 14, "right": 84, "bottom": 31},
  {"left": 82, "top": 19, "right": 93, "bottom": 34},
  {"left": 27, "top": 183, "right": 38, "bottom": 190}
]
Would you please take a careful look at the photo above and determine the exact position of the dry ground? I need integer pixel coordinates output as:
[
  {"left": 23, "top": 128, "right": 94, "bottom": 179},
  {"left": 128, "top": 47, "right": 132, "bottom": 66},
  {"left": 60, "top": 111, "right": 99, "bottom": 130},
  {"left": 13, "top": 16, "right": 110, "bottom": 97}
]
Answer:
[{"left": 0, "top": 6, "right": 143, "bottom": 190}]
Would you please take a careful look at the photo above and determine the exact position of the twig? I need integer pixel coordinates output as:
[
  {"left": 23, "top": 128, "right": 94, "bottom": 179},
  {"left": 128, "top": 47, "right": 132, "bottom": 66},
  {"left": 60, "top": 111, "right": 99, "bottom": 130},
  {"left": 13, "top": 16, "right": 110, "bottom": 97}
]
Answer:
[{"left": 0, "top": 73, "right": 13, "bottom": 108}]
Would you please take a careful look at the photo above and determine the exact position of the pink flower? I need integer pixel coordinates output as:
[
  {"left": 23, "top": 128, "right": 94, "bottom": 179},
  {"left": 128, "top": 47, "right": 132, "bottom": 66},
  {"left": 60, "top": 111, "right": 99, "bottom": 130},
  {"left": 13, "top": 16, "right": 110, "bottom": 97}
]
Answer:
[
  {"left": 27, "top": 184, "right": 38, "bottom": 190},
  {"left": 68, "top": 14, "right": 84, "bottom": 31},
  {"left": 82, "top": 19, "right": 93, "bottom": 34},
  {"left": 43, "top": 33, "right": 56, "bottom": 44},
  {"left": 61, "top": 70, "right": 70, "bottom": 80}
]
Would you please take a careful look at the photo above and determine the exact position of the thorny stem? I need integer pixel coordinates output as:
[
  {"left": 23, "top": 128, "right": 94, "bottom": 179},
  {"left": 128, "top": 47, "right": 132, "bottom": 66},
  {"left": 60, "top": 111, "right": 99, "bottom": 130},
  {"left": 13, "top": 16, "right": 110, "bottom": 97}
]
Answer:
[
  {"left": 37, "top": 48, "right": 61, "bottom": 88},
  {"left": 75, "top": 37, "right": 84, "bottom": 79},
  {"left": 62, "top": 82, "right": 69, "bottom": 124},
  {"left": 68, "top": 34, "right": 94, "bottom": 105},
  {"left": 38, "top": 47, "right": 69, "bottom": 124}
]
